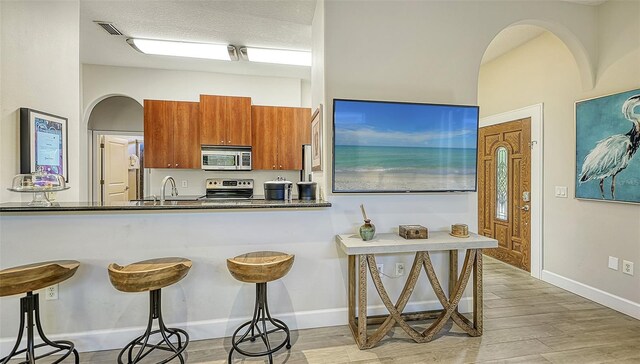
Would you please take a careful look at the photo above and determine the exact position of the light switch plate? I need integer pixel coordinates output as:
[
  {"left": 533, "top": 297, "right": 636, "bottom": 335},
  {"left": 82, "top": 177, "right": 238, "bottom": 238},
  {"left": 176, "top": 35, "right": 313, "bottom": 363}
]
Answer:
[
  {"left": 555, "top": 186, "right": 568, "bottom": 198},
  {"left": 608, "top": 256, "right": 619, "bottom": 270}
]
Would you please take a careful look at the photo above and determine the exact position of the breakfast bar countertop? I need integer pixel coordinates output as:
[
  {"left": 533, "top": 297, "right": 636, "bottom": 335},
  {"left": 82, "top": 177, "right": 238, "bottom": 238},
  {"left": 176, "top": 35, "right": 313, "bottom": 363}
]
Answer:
[{"left": 0, "top": 199, "right": 331, "bottom": 213}]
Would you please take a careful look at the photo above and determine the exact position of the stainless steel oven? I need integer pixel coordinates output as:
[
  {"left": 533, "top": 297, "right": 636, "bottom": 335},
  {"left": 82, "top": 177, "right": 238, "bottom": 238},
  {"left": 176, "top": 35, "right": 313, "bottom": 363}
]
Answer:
[
  {"left": 201, "top": 178, "right": 254, "bottom": 199},
  {"left": 201, "top": 146, "right": 251, "bottom": 171}
]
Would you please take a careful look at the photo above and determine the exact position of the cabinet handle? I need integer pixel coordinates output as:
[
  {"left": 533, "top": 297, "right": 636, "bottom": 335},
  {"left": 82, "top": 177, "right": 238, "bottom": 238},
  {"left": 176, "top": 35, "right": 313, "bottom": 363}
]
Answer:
[
  {"left": 175, "top": 164, "right": 179, "bottom": 167},
  {"left": 279, "top": 165, "right": 282, "bottom": 169},
  {"left": 272, "top": 165, "right": 276, "bottom": 169},
  {"left": 228, "top": 140, "right": 231, "bottom": 144},
  {"left": 167, "top": 164, "right": 171, "bottom": 167},
  {"left": 221, "top": 140, "right": 224, "bottom": 144}
]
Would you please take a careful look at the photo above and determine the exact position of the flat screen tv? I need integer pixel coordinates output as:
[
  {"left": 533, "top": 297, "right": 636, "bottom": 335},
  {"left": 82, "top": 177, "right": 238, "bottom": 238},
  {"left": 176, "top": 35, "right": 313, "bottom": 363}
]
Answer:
[{"left": 332, "top": 98, "right": 479, "bottom": 193}]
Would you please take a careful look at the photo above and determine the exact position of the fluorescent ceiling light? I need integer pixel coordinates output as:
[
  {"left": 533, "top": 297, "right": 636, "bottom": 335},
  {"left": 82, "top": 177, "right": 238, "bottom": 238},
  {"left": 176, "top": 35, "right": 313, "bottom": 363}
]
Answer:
[
  {"left": 127, "top": 38, "right": 238, "bottom": 61},
  {"left": 240, "top": 47, "right": 311, "bottom": 66}
]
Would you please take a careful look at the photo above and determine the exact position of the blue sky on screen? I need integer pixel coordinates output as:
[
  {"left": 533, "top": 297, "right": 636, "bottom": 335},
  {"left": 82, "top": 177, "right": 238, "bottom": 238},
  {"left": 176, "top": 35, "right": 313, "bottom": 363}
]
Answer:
[{"left": 334, "top": 100, "right": 478, "bottom": 148}]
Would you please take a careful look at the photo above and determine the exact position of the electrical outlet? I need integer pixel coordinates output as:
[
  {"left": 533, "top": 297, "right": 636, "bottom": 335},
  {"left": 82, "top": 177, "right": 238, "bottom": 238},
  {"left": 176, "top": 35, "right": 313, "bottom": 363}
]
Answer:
[
  {"left": 395, "top": 263, "right": 405, "bottom": 276},
  {"left": 376, "top": 263, "right": 384, "bottom": 276},
  {"left": 45, "top": 284, "right": 58, "bottom": 300},
  {"left": 181, "top": 180, "right": 188, "bottom": 188},
  {"left": 608, "top": 256, "right": 619, "bottom": 270},
  {"left": 622, "top": 260, "right": 634, "bottom": 276}
]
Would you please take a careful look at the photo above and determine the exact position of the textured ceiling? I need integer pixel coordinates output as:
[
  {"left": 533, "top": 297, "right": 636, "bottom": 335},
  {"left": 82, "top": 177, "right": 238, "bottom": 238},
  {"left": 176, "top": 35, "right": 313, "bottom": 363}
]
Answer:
[
  {"left": 80, "top": 0, "right": 316, "bottom": 79},
  {"left": 81, "top": 0, "right": 605, "bottom": 79}
]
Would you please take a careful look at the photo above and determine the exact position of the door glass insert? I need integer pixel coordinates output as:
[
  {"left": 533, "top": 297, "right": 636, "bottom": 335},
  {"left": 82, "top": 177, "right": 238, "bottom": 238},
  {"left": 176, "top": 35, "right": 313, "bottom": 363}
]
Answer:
[{"left": 496, "top": 147, "right": 508, "bottom": 220}]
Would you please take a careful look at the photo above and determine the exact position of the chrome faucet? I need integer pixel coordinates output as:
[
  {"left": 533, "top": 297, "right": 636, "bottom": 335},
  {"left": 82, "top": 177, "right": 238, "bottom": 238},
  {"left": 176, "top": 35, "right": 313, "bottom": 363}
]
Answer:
[{"left": 160, "top": 176, "right": 178, "bottom": 203}]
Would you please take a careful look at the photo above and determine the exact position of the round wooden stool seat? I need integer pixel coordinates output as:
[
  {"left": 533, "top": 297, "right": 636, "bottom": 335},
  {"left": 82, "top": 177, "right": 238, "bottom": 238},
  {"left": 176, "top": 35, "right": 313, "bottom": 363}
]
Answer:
[
  {"left": 108, "top": 257, "right": 192, "bottom": 293},
  {"left": 227, "top": 251, "right": 294, "bottom": 283},
  {"left": 0, "top": 260, "right": 80, "bottom": 297}
]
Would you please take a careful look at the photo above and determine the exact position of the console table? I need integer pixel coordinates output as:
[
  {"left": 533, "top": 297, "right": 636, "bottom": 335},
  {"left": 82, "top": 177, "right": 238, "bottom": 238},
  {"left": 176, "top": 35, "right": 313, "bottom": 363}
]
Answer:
[{"left": 335, "top": 231, "right": 498, "bottom": 349}]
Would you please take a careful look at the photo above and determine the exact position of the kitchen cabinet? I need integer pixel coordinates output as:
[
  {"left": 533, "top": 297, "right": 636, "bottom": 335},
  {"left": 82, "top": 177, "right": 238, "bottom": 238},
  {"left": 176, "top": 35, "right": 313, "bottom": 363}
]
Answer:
[
  {"left": 200, "top": 95, "right": 252, "bottom": 146},
  {"left": 144, "top": 100, "right": 200, "bottom": 169},
  {"left": 251, "top": 106, "right": 311, "bottom": 170}
]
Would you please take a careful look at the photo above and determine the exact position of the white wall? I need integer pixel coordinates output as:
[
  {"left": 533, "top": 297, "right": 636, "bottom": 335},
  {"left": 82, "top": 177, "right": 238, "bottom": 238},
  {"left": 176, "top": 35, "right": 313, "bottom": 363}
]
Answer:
[
  {"left": 310, "top": 0, "right": 328, "bottom": 199},
  {"left": 0, "top": 1, "right": 80, "bottom": 203},
  {"left": 82, "top": 64, "right": 308, "bottom": 198},
  {"left": 478, "top": 0, "right": 640, "bottom": 308}
]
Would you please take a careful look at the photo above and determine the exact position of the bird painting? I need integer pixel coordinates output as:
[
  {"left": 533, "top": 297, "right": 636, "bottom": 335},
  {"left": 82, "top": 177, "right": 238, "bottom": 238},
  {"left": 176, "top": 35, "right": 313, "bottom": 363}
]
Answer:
[{"left": 578, "top": 94, "right": 640, "bottom": 200}]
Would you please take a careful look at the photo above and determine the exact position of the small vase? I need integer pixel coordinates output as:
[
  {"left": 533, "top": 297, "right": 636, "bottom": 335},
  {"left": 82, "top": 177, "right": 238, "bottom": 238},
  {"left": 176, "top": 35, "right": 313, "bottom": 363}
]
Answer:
[{"left": 359, "top": 219, "right": 376, "bottom": 241}]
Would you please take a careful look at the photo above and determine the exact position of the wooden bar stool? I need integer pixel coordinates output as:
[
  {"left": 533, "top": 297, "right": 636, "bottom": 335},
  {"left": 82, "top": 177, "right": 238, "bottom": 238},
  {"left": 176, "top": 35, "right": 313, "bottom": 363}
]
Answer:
[
  {"left": 226, "top": 251, "right": 294, "bottom": 364},
  {"left": 0, "top": 260, "right": 80, "bottom": 364},
  {"left": 108, "top": 257, "right": 192, "bottom": 364}
]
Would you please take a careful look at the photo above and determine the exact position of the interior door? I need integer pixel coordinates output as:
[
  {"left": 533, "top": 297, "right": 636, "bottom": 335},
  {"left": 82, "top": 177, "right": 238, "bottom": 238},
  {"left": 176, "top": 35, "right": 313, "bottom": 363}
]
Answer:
[
  {"left": 478, "top": 118, "right": 531, "bottom": 271},
  {"left": 103, "top": 136, "right": 129, "bottom": 204}
]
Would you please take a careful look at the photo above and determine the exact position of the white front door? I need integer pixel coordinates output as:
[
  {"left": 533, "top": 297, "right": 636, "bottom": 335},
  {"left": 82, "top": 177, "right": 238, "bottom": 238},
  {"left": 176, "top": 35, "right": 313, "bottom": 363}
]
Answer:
[{"left": 103, "top": 136, "right": 129, "bottom": 204}]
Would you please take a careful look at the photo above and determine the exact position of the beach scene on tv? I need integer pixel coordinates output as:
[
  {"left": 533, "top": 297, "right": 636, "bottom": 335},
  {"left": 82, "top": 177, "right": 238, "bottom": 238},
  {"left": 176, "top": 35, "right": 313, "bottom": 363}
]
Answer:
[{"left": 333, "top": 100, "right": 478, "bottom": 192}]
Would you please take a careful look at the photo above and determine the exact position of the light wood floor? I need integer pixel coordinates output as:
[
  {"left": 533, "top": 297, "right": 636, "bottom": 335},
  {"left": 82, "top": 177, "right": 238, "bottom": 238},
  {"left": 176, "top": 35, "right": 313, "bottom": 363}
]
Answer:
[{"left": 9, "top": 256, "right": 640, "bottom": 363}]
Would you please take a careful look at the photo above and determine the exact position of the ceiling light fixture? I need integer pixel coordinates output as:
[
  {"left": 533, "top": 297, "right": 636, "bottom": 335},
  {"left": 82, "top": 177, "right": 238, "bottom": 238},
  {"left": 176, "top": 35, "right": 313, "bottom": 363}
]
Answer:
[
  {"left": 239, "top": 47, "right": 311, "bottom": 67},
  {"left": 127, "top": 38, "right": 238, "bottom": 61}
]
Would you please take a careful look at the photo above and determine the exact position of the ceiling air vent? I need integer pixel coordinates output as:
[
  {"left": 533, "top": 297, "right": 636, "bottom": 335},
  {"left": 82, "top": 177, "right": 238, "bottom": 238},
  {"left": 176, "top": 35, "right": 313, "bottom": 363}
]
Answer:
[{"left": 94, "top": 21, "right": 123, "bottom": 36}]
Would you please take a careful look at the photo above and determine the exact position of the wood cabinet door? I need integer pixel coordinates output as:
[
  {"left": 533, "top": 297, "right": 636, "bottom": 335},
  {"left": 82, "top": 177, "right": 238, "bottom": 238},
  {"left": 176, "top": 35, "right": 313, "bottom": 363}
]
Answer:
[
  {"left": 297, "top": 107, "right": 312, "bottom": 145},
  {"left": 226, "top": 96, "right": 252, "bottom": 146},
  {"left": 173, "top": 102, "right": 200, "bottom": 169},
  {"left": 144, "top": 100, "right": 175, "bottom": 168},
  {"left": 200, "top": 95, "right": 227, "bottom": 146},
  {"left": 277, "top": 108, "right": 297, "bottom": 170},
  {"left": 279, "top": 107, "right": 311, "bottom": 170},
  {"left": 251, "top": 106, "right": 279, "bottom": 170}
]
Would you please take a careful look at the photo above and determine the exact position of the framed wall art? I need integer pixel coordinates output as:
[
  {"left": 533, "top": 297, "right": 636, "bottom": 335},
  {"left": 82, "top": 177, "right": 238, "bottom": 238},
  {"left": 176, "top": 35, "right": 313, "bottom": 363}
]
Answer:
[
  {"left": 311, "top": 104, "right": 323, "bottom": 171},
  {"left": 20, "top": 108, "right": 69, "bottom": 182},
  {"left": 575, "top": 89, "right": 640, "bottom": 204}
]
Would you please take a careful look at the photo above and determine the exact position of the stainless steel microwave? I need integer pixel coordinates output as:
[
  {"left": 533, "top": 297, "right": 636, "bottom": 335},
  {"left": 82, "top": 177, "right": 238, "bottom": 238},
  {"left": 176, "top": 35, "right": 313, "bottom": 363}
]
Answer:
[{"left": 201, "top": 146, "right": 252, "bottom": 171}]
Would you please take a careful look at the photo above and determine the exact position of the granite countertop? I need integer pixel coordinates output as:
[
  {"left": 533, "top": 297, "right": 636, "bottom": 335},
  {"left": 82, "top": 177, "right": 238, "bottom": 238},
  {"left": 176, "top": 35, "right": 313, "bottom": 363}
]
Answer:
[{"left": 0, "top": 198, "right": 331, "bottom": 212}]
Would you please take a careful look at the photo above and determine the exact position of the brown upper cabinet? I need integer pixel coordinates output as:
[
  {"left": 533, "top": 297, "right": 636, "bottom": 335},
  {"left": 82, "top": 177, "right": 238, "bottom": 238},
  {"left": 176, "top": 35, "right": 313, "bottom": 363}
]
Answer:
[
  {"left": 200, "top": 95, "right": 252, "bottom": 146},
  {"left": 251, "top": 106, "right": 311, "bottom": 170},
  {"left": 144, "top": 100, "right": 200, "bottom": 169}
]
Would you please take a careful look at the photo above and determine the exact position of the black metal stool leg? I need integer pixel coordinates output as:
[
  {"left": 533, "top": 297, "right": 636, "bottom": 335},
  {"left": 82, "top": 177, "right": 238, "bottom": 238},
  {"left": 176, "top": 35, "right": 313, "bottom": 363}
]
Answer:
[
  {"left": 0, "top": 292, "right": 79, "bottom": 364},
  {"left": 228, "top": 283, "right": 292, "bottom": 363},
  {"left": 117, "top": 289, "right": 189, "bottom": 364}
]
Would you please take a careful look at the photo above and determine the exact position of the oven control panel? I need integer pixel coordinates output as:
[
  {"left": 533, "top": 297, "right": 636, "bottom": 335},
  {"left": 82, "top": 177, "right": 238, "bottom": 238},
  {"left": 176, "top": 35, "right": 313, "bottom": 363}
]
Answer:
[{"left": 206, "top": 178, "right": 254, "bottom": 190}]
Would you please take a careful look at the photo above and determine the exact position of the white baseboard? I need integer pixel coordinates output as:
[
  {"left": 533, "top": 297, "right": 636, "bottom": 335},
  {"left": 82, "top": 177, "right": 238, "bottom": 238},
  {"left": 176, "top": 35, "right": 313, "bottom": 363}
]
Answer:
[
  {"left": 1, "top": 298, "right": 472, "bottom": 354},
  {"left": 541, "top": 270, "right": 640, "bottom": 320}
]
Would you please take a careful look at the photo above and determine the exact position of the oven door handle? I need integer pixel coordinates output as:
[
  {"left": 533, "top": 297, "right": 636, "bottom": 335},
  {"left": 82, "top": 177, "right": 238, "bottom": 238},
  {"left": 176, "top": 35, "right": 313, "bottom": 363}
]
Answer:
[{"left": 236, "top": 154, "right": 240, "bottom": 168}]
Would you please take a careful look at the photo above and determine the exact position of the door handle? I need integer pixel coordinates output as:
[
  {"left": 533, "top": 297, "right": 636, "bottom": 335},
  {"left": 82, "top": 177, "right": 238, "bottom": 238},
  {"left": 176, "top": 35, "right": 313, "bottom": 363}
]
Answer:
[{"left": 521, "top": 205, "right": 530, "bottom": 211}]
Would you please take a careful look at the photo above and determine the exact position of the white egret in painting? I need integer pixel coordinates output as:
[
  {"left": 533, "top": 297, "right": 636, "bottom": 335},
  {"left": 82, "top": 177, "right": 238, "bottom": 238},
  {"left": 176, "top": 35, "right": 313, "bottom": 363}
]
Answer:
[{"left": 579, "top": 94, "right": 640, "bottom": 199}]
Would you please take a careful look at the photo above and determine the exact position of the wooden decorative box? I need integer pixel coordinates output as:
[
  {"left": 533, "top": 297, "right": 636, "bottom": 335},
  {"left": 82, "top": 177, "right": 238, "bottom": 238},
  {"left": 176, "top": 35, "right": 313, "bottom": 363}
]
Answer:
[{"left": 399, "top": 225, "right": 428, "bottom": 239}]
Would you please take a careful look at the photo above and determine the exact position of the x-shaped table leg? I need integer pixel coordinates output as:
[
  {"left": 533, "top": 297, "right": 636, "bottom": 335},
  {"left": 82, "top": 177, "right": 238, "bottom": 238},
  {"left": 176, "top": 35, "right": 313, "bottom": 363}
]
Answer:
[{"left": 348, "top": 249, "right": 481, "bottom": 349}]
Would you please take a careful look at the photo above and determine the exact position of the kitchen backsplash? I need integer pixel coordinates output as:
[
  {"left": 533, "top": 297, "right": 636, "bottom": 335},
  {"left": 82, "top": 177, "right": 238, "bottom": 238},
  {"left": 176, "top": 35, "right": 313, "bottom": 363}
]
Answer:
[{"left": 145, "top": 169, "right": 301, "bottom": 198}]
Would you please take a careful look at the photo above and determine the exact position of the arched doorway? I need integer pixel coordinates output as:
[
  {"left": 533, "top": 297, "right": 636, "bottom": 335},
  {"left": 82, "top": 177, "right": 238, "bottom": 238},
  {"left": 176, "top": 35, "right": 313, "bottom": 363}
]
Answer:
[
  {"left": 477, "top": 24, "right": 589, "bottom": 278},
  {"left": 87, "top": 96, "right": 144, "bottom": 203}
]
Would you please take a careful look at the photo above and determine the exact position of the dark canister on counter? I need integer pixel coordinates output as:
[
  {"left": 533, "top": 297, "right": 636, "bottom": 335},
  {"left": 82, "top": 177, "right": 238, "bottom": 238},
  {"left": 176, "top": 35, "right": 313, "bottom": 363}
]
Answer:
[
  {"left": 296, "top": 181, "right": 317, "bottom": 200},
  {"left": 264, "top": 177, "right": 293, "bottom": 200}
]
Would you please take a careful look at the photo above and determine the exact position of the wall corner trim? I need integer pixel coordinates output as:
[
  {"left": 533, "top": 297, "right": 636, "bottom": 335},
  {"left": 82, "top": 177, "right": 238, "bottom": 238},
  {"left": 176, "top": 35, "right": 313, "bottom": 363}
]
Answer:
[{"left": 541, "top": 270, "right": 640, "bottom": 320}]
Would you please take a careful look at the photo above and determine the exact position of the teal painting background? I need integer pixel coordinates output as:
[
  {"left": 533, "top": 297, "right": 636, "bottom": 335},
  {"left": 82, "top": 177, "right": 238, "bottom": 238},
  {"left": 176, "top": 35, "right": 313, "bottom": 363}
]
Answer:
[{"left": 575, "top": 89, "right": 640, "bottom": 203}]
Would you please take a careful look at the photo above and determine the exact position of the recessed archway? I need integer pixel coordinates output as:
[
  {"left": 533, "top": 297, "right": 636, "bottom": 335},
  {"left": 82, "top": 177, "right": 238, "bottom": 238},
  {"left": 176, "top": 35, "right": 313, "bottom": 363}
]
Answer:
[
  {"left": 86, "top": 95, "right": 144, "bottom": 202},
  {"left": 476, "top": 22, "right": 588, "bottom": 279}
]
